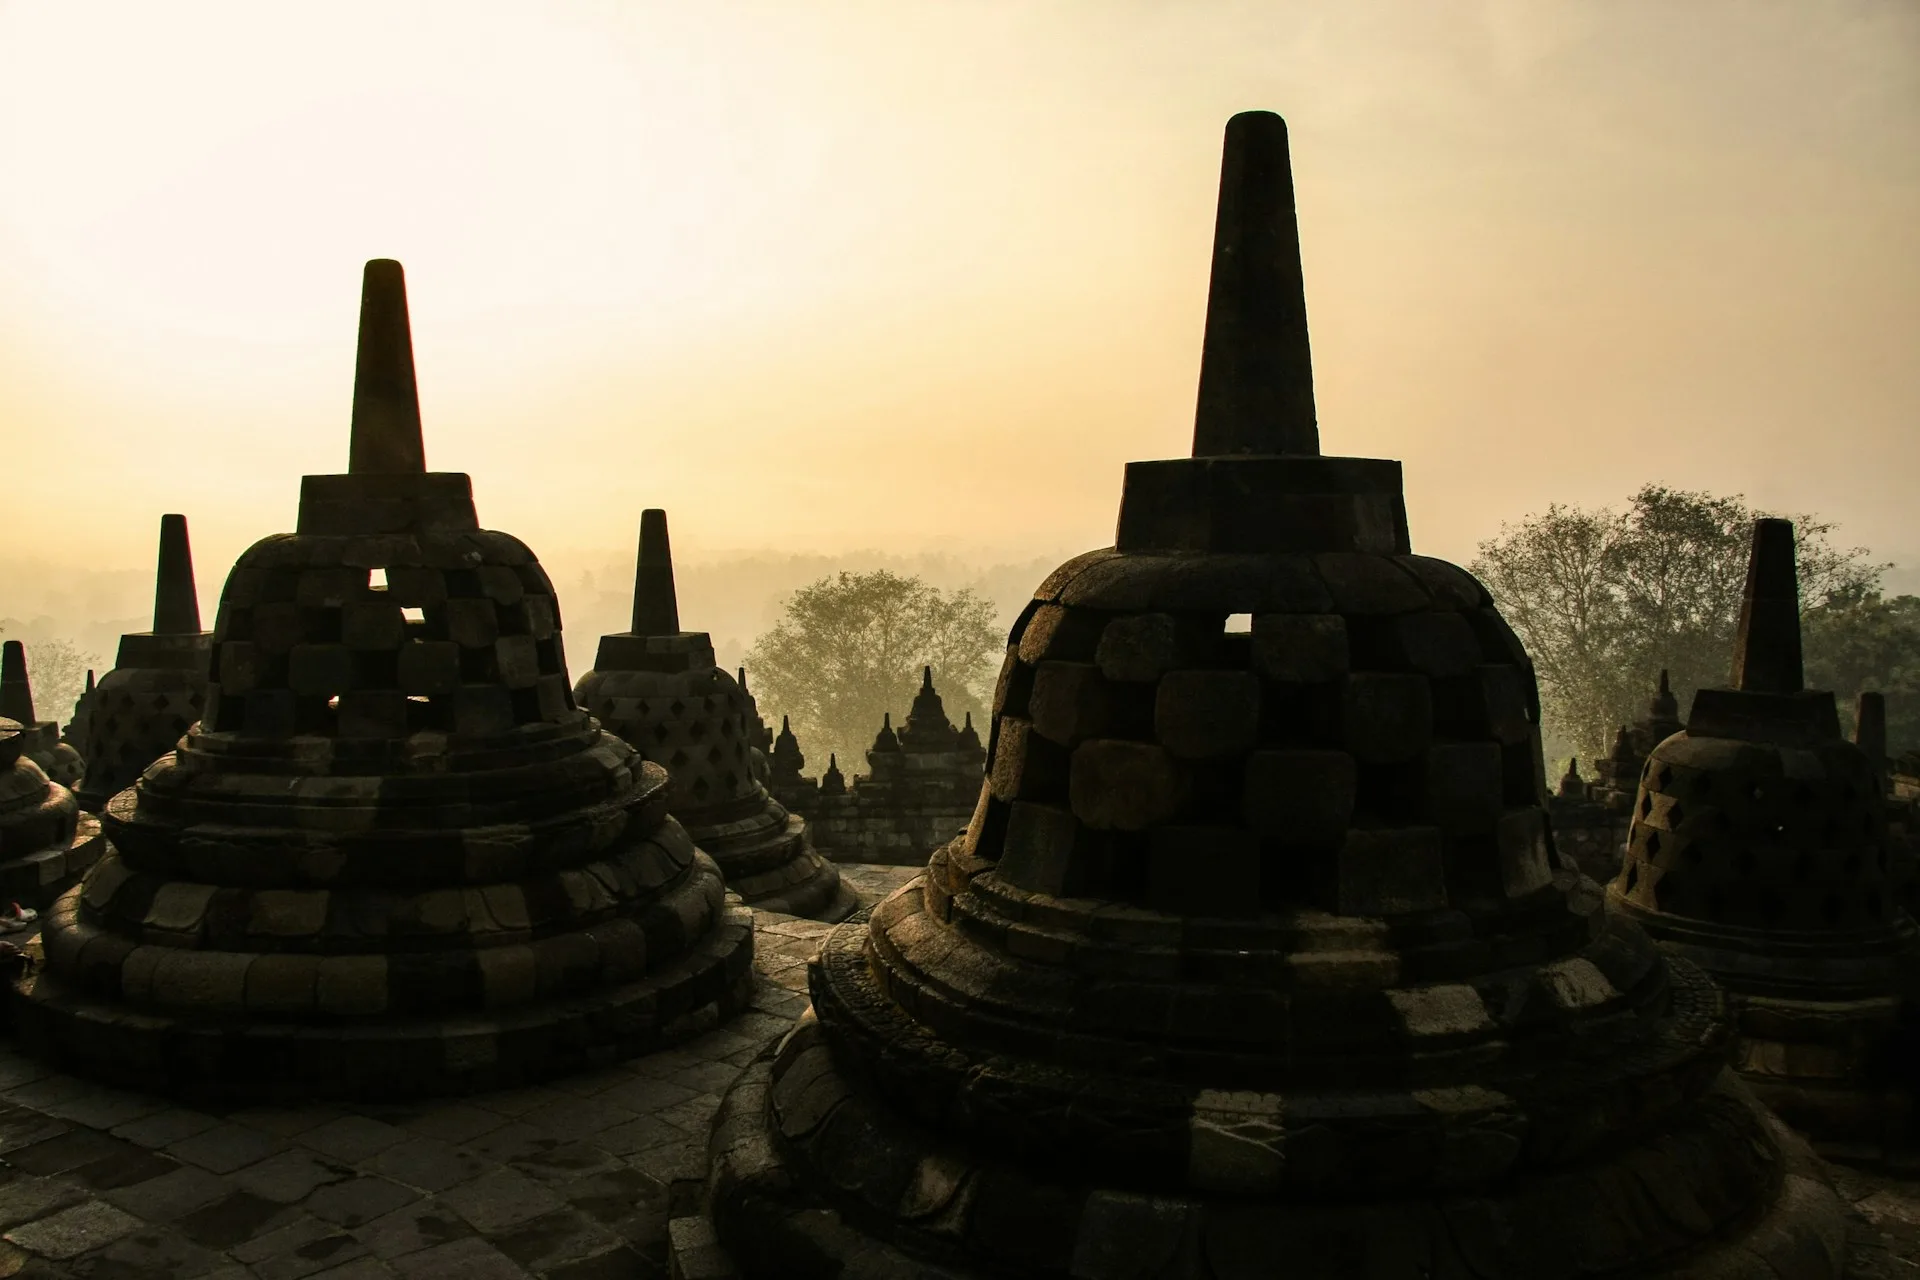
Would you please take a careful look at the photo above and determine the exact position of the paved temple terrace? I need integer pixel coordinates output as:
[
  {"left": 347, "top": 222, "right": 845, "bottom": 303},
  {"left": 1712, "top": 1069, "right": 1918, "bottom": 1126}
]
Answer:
[
  {"left": 0, "top": 860, "right": 1915, "bottom": 1280},
  {"left": 0, "top": 870, "right": 911, "bottom": 1280}
]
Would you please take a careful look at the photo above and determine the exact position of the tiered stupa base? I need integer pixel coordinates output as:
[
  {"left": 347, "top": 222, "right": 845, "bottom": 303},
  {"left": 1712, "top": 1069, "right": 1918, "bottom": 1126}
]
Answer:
[
  {"left": 14, "top": 871, "right": 752, "bottom": 1104},
  {"left": 692, "top": 850, "right": 1850, "bottom": 1280},
  {"left": 689, "top": 795, "right": 856, "bottom": 922},
  {"left": 0, "top": 722, "right": 103, "bottom": 910}
]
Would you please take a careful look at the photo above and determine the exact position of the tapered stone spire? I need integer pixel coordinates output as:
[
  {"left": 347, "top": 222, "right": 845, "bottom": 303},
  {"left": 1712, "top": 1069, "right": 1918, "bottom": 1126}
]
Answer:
[
  {"left": 630, "top": 509, "right": 680, "bottom": 636},
  {"left": 1191, "top": 110, "right": 1317, "bottom": 457},
  {"left": 0, "top": 642, "right": 33, "bottom": 725},
  {"left": 151, "top": 514, "right": 201, "bottom": 635},
  {"left": 76, "top": 515, "right": 212, "bottom": 813},
  {"left": 1732, "top": 518, "right": 1803, "bottom": 694},
  {"left": 347, "top": 259, "right": 426, "bottom": 475}
]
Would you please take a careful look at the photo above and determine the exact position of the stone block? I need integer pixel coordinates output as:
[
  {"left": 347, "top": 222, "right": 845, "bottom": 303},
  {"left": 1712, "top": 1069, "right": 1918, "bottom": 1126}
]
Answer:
[
  {"left": 1017, "top": 604, "right": 1104, "bottom": 664},
  {"left": 337, "top": 690, "right": 407, "bottom": 739},
  {"left": 478, "top": 945, "right": 538, "bottom": 1008},
  {"left": 149, "top": 950, "right": 252, "bottom": 1013},
  {"left": 452, "top": 685, "right": 515, "bottom": 736},
  {"left": 1070, "top": 740, "right": 1184, "bottom": 830},
  {"left": 1251, "top": 613, "right": 1348, "bottom": 684},
  {"left": 389, "top": 566, "right": 451, "bottom": 605},
  {"left": 1156, "top": 670, "right": 1261, "bottom": 758},
  {"left": 494, "top": 636, "right": 541, "bottom": 688},
  {"left": 477, "top": 565, "right": 524, "bottom": 604},
  {"left": 1028, "top": 662, "right": 1112, "bottom": 746},
  {"left": 1337, "top": 826, "right": 1447, "bottom": 915},
  {"left": 1148, "top": 825, "right": 1261, "bottom": 916},
  {"left": 1314, "top": 553, "right": 1429, "bottom": 615},
  {"left": 1386, "top": 984, "right": 1493, "bottom": 1038},
  {"left": 988, "top": 718, "right": 1070, "bottom": 803},
  {"left": 1341, "top": 674, "right": 1432, "bottom": 763},
  {"left": 1476, "top": 665, "right": 1533, "bottom": 745},
  {"left": 317, "top": 954, "right": 389, "bottom": 1015},
  {"left": 1496, "top": 808, "right": 1553, "bottom": 897},
  {"left": 246, "top": 954, "right": 320, "bottom": 1013},
  {"left": 341, "top": 602, "right": 405, "bottom": 650},
  {"left": 1186, "top": 1090, "right": 1286, "bottom": 1192},
  {"left": 1393, "top": 613, "right": 1481, "bottom": 678},
  {"left": 1425, "top": 743, "right": 1505, "bottom": 834},
  {"left": 217, "top": 642, "right": 259, "bottom": 694},
  {"left": 996, "top": 802, "right": 1081, "bottom": 896},
  {"left": 443, "top": 598, "right": 498, "bottom": 648},
  {"left": 288, "top": 644, "right": 355, "bottom": 697},
  {"left": 1095, "top": 614, "right": 1181, "bottom": 683},
  {"left": 397, "top": 641, "right": 460, "bottom": 695},
  {"left": 1243, "top": 749, "right": 1355, "bottom": 844},
  {"left": 251, "top": 603, "right": 305, "bottom": 653},
  {"left": 248, "top": 890, "right": 330, "bottom": 938}
]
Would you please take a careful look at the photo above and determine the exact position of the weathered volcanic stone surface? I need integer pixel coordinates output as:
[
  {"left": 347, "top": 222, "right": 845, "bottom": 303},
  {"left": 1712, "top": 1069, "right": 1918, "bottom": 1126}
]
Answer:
[
  {"left": 6, "top": 261, "right": 754, "bottom": 1103},
  {"left": 0, "top": 718, "right": 102, "bottom": 911},
  {"left": 1610, "top": 519, "right": 1917, "bottom": 1158},
  {"left": 76, "top": 513, "right": 212, "bottom": 814},
  {"left": 690, "top": 111, "right": 1848, "bottom": 1279},
  {"left": 575, "top": 510, "right": 853, "bottom": 924}
]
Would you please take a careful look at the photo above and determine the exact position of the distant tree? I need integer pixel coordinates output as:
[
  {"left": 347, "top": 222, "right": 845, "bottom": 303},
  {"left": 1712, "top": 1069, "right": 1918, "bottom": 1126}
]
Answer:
[
  {"left": 1472, "top": 485, "right": 1886, "bottom": 762},
  {"left": 745, "top": 571, "right": 1000, "bottom": 772},
  {"left": 1802, "top": 587, "right": 1920, "bottom": 750},
  {"left": 0, "top": 626, "right": 99, "bottom": 731}
]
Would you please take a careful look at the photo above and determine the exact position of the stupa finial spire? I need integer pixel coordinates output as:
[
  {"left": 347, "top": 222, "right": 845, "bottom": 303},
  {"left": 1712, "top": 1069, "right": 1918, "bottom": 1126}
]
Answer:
[
  {"left": 1731, "top": 518, "right": 1803, "bottom": 695},
  {"left": 152, "top": 513, "right": 201, "bottom": 635},
  {"left": 0, "top": 641, "right": 34, "bottom": 724},
  {"left": 1191, "top": 110, "right": 1318, "bottom": 458},
  {"left": 631, "top": 509, "right": 681, "bottom": 636},
  {"left": 348, "top": 259, "right": 426, "bottom": 475}
]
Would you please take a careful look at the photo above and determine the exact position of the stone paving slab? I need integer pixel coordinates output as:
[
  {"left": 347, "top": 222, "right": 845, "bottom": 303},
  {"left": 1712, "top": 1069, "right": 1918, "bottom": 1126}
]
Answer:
[
  {"left": 0, "top": 855, "right": 1904, "bottom": 1280},
  {"left": 0, "top": 869, "right": 890, "bottom": 1280}
]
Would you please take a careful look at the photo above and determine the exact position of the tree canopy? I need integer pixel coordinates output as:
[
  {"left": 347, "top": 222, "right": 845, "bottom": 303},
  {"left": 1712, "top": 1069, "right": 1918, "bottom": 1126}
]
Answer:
[
  {"left": 744, "top": 571, "right": 1001, "bottom": 773},
  {"left": 1470, "top": 485, "right": 1898, "bottom": 764}
]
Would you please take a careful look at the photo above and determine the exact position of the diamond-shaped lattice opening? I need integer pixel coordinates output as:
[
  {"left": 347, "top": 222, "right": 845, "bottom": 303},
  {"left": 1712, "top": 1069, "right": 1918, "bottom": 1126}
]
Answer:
[
  {"left": 1793, "top": 852, "right": 1813, "bottom": 881},
  {"left": 1843, "top": 853, "right": 1863, "bottom": 876},
  {"left": 1623, "top": 865, "right": 1639, "bottom": 895},
  {"left": 635, "top": 700, "right": 651, "bottom": 717},
  {"left": 1639, "top": 795, "right": 1653, "bottom": 820},
  {"left": 670, "top": 750, "right": 690, "bottom": 769},
  {"left": 1732, "top": 849, "right": 1757, "bottom": 876},
  {"left": 689, "top": 722, "right": 706, "bottom": 741},
  {"left": 1666, "top": 802, "right": 1685, "bottom": 828},
  {"left": 1644, "top": 832, "right": 1662, "bottom": 857},
  {"left": 670, "top": 701, "right": 685, "bottom": 716},
  {"left": 1693, "top": 774, "right": 1714, "bottom": 798},
  {"left": 692, "top": 775, "right": 711, "bottom": 801},
  {"left": 653, "top": 723, "right": 671, "bottom": 743},
  {"left": 1653, "top": 766, "right": 1672, "bottom": 790}
]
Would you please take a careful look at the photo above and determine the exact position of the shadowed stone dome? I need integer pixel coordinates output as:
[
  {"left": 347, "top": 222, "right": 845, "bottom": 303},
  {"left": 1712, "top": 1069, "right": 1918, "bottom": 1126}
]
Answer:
[
  {"left": 0, "top": 642, "right": 84, "bottom": 790},
  {"left": 1610, "top": 518, "right": 1916, "bottom": 1151},
  {"left": 0, "top": 717, "right": 103, "bottom": 909},
  {"left": 694, "top": 112, "right": 1845, "bottom": 1280},
  {"left": 76, "top": 513, "right": 212, "bottom": 813},
  {"left": 9, "top": 260, "right": 755, "bottom": 1101},
  {"left": 574, "top": 510, "right": 854, "bottom": 922}
]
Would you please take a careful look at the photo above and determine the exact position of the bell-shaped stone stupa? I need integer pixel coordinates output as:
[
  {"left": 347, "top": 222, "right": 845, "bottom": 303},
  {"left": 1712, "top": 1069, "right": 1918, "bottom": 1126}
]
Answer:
[
  {"left": 0, "top": 717, "right": 103, "bottom": 909},
  {"left": 76, "top": 514, "right": 213, "bottom": 812},
  {"left": 1610, "top": 518, "right": 1917, "bottom": 1155},
  {"left": 0, "top": 643, "right": 85, "bottom": 790},
  {"left": 690, "top": 112, "right": 1845, "bottom": 1279},
  {"left": 10, "top": 260, "right": 754, "bottom": 1101},
  {"left": 574, "top": 511, "right": 855, "bottom": 922}
]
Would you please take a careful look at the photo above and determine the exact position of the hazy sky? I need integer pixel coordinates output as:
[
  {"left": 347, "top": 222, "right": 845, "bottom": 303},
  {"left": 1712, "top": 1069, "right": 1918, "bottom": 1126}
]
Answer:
[{"left": 1, "top": 0, "right": 1916, "bottom": 620}]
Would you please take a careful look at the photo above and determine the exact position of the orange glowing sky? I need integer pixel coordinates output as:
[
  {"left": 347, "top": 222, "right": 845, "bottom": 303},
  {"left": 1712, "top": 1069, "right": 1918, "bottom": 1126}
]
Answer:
[{"left": 1, "top": 0, "right": 1916, "bottom": 615}]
